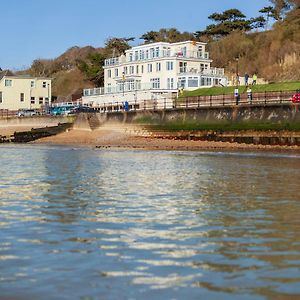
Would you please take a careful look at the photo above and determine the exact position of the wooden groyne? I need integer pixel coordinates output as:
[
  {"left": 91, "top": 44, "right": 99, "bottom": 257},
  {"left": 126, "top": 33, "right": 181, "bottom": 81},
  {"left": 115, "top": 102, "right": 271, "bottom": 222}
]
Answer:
[{"left": 0, "top": 123, "right": 72, "bottom": 143}]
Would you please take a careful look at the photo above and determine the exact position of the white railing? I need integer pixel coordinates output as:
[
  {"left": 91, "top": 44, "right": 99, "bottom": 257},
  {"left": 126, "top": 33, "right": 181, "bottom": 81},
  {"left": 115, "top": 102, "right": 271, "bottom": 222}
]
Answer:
[
  {"left": 104, "top": 51, "right": 210, "bottom": 66},
  {"left": 83, "top": 82, "right": 167, "bottom": 97},
  {"left": 179, "top": 67, "right": 225, "bottom": 76}
]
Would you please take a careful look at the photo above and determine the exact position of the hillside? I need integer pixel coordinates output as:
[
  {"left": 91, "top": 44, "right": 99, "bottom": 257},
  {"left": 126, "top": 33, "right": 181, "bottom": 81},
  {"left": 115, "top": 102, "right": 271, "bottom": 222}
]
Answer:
[
  {"left": 17, "top": 46, "right": 104, "bottom": 97},
  {"left": 17, "top": 5, "right": 300, "bottom": 98},
  {"left": 208, "top": 8, "right": 300, "bottom": 81}
]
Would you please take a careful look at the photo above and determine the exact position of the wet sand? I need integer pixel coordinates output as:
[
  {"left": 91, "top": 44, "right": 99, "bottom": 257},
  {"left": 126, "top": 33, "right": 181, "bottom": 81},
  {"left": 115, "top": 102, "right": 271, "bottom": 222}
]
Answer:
[{"left": 32, "top": 125, "right": 300, "bottom": 152}]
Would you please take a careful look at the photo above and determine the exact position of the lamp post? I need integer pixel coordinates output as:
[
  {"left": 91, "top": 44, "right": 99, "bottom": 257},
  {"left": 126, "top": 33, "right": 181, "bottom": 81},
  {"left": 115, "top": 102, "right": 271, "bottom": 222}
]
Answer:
[
  {"left": 235, "top": 56, "right": 239, "bottom": 87},
  {"left": 47, "top": 83, "right": 50, "bottom": 114},
  {"left": 235, "top": 57, "right": 240, "bottom": 105},
  {"left": 122, "top": 72, "right": 125, "bottom": 97}
]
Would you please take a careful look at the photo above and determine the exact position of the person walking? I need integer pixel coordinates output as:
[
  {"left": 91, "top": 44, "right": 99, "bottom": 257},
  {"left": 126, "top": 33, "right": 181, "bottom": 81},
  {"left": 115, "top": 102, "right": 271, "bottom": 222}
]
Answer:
[
  {"left": 252, "top": 73, "right": 257, "bottom": 85},
  {"left": 247, "top": 87, "right": 253, "bottom": 104},
  {"left": 234, "top": 88, "right": 240, "bottom": 105},
  {"left": 244, "top": 73, "right": 249, "bottom": 86}
]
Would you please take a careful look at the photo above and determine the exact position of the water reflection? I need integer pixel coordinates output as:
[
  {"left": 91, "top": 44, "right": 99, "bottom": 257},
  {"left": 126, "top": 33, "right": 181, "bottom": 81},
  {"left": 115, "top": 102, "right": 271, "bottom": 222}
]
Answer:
[{"left": 0, "top": 145, "right": 299, "bottom": 300}]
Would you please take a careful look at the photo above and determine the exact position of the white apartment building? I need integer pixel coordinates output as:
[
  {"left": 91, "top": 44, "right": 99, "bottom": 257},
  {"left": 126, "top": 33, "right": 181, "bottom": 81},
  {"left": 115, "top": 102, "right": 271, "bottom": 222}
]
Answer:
[
  {"left": 82, "top": 41, "right": 227, "bottom": 109},
  {"left": 0, "top": 71, "right": 52, "bottom": 111}
]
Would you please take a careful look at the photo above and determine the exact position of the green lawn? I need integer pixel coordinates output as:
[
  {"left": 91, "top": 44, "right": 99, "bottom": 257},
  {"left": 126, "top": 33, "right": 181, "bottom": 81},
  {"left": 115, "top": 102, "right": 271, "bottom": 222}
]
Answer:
[
  {"left": 182, "top": 82, "right": 300, "bottom": 97},
  {"left": 150, "top": 121, "right": 300, "bottom": 132}
]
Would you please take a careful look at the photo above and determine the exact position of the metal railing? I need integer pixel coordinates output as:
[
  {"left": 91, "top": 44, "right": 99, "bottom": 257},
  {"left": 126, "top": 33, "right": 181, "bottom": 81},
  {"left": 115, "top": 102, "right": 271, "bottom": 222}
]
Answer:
[
  {"left": 104, "top": 50, "right": 210, "bottom": 66},
  {"left": 91, "top": 90, "right": 297, "bottom": 114},
  {"left": 174, "top": 91, "right": 295, "bottom": 108}
]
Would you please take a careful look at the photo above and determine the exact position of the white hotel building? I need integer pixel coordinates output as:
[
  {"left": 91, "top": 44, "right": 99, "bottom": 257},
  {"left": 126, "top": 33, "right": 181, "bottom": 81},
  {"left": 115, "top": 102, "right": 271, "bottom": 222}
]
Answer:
[{"left": 82, "top": 41, "right": 227, "bottom": 110}]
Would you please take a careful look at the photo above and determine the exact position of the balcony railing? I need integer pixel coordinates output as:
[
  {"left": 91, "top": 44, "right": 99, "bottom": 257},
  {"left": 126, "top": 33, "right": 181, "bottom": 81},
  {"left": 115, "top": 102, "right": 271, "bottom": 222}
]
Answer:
[
  {"left": 179, "top": 67, "right": 225, "bottom": 77},
  {"left": 104, "top": 50, "right": 210, "bottom": 66},
  {"left": 83, "top": 82, "right": 171, "bottom": 97}
]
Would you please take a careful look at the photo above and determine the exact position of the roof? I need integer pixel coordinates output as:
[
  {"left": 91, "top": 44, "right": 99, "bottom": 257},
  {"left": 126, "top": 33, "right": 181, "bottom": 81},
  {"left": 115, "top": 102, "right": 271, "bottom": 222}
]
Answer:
[
  {"left": 0, "top": 70, "right": 15, "bottom": 80},
  {"left": 0, "top": 71, "right": 51, "bottom": 81}
]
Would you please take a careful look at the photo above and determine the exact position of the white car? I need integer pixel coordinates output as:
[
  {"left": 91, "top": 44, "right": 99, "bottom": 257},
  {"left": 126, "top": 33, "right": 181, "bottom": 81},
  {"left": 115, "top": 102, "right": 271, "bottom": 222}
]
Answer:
[{"left": 17, "top": 109, "right": 38, "bottom": 117}]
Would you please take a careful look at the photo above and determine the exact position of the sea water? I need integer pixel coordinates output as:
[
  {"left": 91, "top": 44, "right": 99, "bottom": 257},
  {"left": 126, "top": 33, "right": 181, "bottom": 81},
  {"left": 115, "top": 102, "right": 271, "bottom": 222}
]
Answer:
[{"left": 0, "top": 145, "right": 299, "bottom": 300}]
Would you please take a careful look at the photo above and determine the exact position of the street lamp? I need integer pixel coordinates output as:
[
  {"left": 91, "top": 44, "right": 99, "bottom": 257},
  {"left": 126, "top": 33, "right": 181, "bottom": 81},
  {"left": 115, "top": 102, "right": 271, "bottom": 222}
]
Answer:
[
  {"left": 235, "top": 56, "right": 239, "bottom": 87},
  {"left": 122, "top": 72, "right": 125, "bottom": 96},
  {"left": 235, "top": 57, "right": 240, "bottom": 105}
]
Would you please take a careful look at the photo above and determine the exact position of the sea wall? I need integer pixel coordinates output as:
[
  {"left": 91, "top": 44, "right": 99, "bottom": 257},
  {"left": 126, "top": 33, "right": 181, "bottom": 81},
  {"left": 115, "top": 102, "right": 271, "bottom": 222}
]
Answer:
[{"left": 103, "top": 103, "right": 300, "bottom": 124}]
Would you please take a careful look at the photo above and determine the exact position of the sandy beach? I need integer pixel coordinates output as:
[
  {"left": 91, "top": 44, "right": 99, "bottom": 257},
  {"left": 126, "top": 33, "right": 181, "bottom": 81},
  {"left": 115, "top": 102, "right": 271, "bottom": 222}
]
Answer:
[{"left": 30, "top": 124, "right": 300, "bottom": 152}]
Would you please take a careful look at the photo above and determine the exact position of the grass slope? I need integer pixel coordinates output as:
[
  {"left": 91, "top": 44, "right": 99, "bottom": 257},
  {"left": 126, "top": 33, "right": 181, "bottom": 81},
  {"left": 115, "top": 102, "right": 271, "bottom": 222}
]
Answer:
[{"left": 183, "top": 82, "right": 300, "bottom": 97}]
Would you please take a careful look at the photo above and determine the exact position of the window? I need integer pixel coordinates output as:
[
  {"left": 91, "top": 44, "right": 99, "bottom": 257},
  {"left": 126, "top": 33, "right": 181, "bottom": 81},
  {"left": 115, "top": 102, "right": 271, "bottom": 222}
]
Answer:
[
  {"left": 108, "top": 70, "right": 112, "bottom": 78},
  {"left": 20, "top": 93, "right": 25, "bottom": 102},
  {"left": 123, "top": 66, "right": 128, "bottom": 75},
  {"left": 201, "top": 77, "right": 212, "bottom": 86},
  {"left": 136, "top": 65, "right": 139, "bottom": 74},
  {"left": 31, "top": 81, "right": 35, "bottom": 88},
  {"left": 167, "top": 78, "right": 174, "bottom": 89},
  {"left": 107, "top": 83, "right": 112, "bottom": 93},
  {"left": 150, "top": 78, "right": 160, "bottom": 89},
  {"left": 39, "top": 97, "right": 43, "bottom": 104},
  {"left": 129, "top": 53, "right": 133, "bottom": 62},
  {"left": 166, "top": 61, "right": 173, "bottom": 71},
  {"left": 135, "top": 51, "right": 139, "bottom": 61},
  {"left": 179, "top": 62, "right": 187, "bottom": 73},
  {"left": 156, "top": 63, "right": 161, "bottom": 72},
  {"left": 155, "top": 47, "right": 160, "bottom": 57},
  {"left": 42, "top": 82, "right": 47, "bottom": 88},
  {"left": 181, "top": 47, "right": 187, "bottom": 57},
  {"left": 5, "top": 79, "right": 12, "bottom": 87},
  {"left": 188, "top": 77, "right": 199, "bottom": 87},
  {"left": 150, "top": 48, "right": 155, "bottom": 59},
  {"left": 127, "top": 79, "right": 135, "bottom": 91},
  {"left": 115, "top": 68, "right": 119, "bottom": 77},
  {"left": 141, "top": 65, "right": 144, "bottom": 73},
  {"left": 178, "top": 77, "right": 186, "bottom": 88},
  {"left": 140, "top": 50, "right": 144, "bottom": 60},
  {"left": 147, "top": 64, "right": 153, "bottom": 73},
  {"left": 45, "top": 97, "right": 49, "bottom": 105},
  {"left": 136, "top": 80, "right": 141, "bottom": 90},
  {"left": 146, "top": 50, "right": 149, "bottom": 59},
  {"left": 0, "top": 91, "right": 2, "bottom": 103},
  {"left": 31, "top": 97, "right": 35, "bottom": 104},
  {"left": 129, "top": 66, "right": 134, "bottom": 74}
]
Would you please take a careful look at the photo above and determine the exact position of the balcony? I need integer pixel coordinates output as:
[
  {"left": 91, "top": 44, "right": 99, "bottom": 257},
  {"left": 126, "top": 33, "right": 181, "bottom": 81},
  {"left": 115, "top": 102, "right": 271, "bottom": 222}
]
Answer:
[
  {"left": 179, "top": 67, "right": 225, "bottom": 77},
  {"left": 105, "top": 50, "right": 210, "bottom": 66}
]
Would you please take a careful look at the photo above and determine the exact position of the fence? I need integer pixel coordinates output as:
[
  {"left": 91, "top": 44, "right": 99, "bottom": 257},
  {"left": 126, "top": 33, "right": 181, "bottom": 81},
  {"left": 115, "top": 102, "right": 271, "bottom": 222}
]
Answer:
[
  {"left": 0, "top": 109, "right": 18, "bottom": 118},
  {"left": 174, "top": 91, "right": 295, "bottom": 109},
  {"left": 92, "top": 90, "right": 296, "bottom": 113},
  {"left": 93, "top": 98, "right": 174, "bottom": 113}
]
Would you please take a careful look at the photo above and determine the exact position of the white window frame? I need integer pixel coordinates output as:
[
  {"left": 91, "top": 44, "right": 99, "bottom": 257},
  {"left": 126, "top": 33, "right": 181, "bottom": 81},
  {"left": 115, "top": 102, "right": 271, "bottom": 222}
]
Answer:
[{"left": 5, "top": 79, "right": 12, "bottom": 87}]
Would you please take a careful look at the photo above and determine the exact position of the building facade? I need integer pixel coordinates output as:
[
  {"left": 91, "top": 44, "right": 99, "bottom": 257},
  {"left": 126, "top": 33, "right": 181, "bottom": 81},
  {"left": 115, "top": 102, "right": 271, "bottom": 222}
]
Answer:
[
  {"left": 82, "top": 41, "right": 227, "bottom": 109},
  {"left": 0, "top": 71, "right": 52, "bottom": 111}
]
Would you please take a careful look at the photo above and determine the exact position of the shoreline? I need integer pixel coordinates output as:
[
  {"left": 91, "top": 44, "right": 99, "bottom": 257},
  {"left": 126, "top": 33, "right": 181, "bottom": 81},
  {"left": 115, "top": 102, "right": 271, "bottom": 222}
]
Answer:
[{"left": 30, "top": 127, "right": 300, "bottom": 153}]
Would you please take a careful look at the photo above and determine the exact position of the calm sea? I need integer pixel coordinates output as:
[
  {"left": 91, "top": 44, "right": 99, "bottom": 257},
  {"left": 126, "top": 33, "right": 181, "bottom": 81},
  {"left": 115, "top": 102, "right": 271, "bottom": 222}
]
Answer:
[{"left": 0, "top": 145, "right": 300, "bottom": 300}]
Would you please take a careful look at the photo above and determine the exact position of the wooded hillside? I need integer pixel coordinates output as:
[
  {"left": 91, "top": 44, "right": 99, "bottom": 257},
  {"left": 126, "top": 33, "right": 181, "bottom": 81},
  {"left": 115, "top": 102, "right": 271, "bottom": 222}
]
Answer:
[{"left": 17, "top": 0, "right": 300, "bottom": 97}]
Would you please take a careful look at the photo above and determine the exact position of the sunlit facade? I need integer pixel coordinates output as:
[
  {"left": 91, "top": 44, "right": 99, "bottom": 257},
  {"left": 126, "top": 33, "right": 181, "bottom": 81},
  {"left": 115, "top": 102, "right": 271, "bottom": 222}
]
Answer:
[{"left": 82, "top": 41, "right": 227, "bottom": 109}]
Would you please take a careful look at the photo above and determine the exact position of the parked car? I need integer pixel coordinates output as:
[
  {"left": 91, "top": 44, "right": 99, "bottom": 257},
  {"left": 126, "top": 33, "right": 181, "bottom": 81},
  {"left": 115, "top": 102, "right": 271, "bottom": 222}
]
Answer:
[
  {"left": 17, "top": 109, "right": 38, "bottom": 117},
  {"left": 50, "top": 106, "right": 74, "bottom": 116},
  {"left": 70, "top": 106, "right": 96, "bottom": 114},
  {"left": 292, "top": 90, "right": 300, "bottom": 103}
]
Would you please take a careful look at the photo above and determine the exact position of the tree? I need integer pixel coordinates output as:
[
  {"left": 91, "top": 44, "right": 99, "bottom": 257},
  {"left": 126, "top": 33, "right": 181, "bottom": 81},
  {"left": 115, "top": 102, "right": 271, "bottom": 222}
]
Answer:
[
  {"left": 140, "top": 28, "right": 194, "bottom": 44},
  {"left": 140, "top": 31, "right": 159, "bottom": 44},
  {"left": 76, "top": 52, "right": 106, "bottom": 87},
  {"left": 104, "top": 37, "right": 135, "bottom": 57},
  {"left": 250, "top": 16, "right": 267, "bottom": 29},
  {"left": 195, "top": 9, "right": 252, "bottom": 39}
]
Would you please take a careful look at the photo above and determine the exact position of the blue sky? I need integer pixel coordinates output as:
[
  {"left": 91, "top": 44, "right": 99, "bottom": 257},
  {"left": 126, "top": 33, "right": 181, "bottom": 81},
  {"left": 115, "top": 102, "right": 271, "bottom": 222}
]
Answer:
[{"left": 0, "top": 0, "right": 270, "bottom": 70}]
